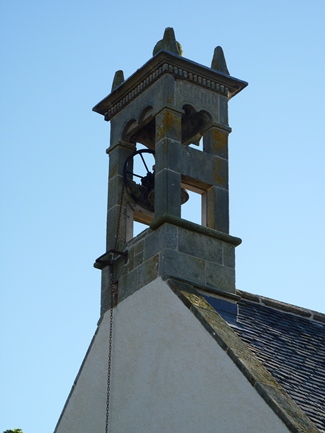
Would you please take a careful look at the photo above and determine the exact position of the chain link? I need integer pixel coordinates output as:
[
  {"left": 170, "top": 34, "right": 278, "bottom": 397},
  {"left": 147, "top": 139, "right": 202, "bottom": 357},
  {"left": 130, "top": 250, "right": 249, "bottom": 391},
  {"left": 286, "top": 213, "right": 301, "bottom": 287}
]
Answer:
[
  {"left": 114, "top": 183, "right": 125, "bottom": 251},
  {"left": 105, "top": 275, "right": 115, "bottom": 433},
  {"left": 105, "top": 183, "right": 125, "bottom": 433}
]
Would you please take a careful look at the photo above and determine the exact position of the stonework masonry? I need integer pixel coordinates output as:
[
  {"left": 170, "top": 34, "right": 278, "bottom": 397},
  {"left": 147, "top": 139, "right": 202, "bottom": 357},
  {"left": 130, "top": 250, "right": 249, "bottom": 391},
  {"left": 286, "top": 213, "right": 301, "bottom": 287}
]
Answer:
[
  {"left": 99, "top": 217, "right": 241, "bottom": 314},
  {"left": 93, "top": 29, "right": 247, "bottom": 315},
  {"left": 55, "top": 30, "right": 324, "bottom": 433}
]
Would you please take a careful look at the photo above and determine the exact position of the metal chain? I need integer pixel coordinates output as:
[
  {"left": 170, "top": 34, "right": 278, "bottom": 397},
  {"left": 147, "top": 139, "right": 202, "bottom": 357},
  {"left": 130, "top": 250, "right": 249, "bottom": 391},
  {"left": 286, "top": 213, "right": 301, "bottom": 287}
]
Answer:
[
  {"left": 114, "top": 183, "right": 125, "bottom": 251},
  {"left": 105, "top": 274, "right": 115, "bottom": 433},
  {"left": 105, "top": 183, "right": 125, "bottom": 433}
]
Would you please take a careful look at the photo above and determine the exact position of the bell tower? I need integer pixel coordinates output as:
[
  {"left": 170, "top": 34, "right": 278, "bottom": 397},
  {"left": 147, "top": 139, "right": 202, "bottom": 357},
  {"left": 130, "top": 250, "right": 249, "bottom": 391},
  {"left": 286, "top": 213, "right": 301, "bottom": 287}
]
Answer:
[{"left": 93, "top": 28, "right": 247, "bottom": 315}]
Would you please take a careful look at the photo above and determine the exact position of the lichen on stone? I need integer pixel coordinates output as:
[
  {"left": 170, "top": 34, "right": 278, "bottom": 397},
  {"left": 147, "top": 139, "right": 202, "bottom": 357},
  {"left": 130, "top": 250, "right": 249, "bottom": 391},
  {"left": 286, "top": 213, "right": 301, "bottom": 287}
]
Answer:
[
  {"left": 211, "top": 46, "right": 229, "bottom": 75},
  {"left": 153, "top": 27, "right": 183, "bottom": 57},
  {"left": 111, "top": 70, "right": 125, "bottom": 91}
]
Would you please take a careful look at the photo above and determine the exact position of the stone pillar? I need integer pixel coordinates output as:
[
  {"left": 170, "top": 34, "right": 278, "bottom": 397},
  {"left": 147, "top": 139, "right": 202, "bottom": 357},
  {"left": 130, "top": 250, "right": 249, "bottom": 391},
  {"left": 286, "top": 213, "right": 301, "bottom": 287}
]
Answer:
[
  {"left": 100, "top": 140, "right": 135, "bottom": 314},
  {"left": 106, "top": 140, "right": 136, "bottom": 251},
  {"left": 154, "top": 108, "right": 183, "bottom": 219},
  {"left": 203, "top": 126, "right": 230, "bottom": 233}
]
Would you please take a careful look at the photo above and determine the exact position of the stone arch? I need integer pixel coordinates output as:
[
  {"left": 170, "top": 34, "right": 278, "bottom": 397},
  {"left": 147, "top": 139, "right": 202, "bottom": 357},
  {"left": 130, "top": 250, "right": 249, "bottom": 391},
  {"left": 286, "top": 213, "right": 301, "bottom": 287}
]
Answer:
[
  {"left": 130, "top": 106, "right": 156, "bottom": 149},
  {"left": 182, "top": 104, "right": 212, "bottom": 145},
  {"left": 122, "top": 119, "right": 139, "bottom": 142},
  {"left": 138, "top": 106, "right": 154, "bottom": 125}
]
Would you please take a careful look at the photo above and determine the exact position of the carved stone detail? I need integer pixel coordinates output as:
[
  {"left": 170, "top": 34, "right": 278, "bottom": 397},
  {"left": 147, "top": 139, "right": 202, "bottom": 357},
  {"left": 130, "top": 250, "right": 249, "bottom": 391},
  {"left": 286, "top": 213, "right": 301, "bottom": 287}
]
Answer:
[{"left": 104, "top": 63, "right": 229, "bottom": 121}]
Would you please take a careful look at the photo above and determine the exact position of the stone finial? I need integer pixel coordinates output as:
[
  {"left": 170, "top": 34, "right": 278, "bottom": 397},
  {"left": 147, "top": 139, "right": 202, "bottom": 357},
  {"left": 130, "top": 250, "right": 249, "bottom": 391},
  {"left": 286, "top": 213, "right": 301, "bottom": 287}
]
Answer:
[
  {"left": 153, "top": 27, "right": 183, "bottom": 56},
  {"left": 111, "top": 70, "right": 125, "bottom": 91},
  {"left": 211, "top": 46, "right": 229, "bottom": 75}
]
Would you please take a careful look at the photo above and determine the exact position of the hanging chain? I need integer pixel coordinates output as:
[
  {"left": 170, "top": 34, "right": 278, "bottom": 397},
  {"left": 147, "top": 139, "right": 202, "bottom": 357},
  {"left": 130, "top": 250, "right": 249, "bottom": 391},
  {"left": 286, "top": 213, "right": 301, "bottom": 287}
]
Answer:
[
  {"left": 105, "top": 182, "right": 125, "bottom": 433},
  {"left": 105, "top": 271, "right": 115, "bottom": 433}
]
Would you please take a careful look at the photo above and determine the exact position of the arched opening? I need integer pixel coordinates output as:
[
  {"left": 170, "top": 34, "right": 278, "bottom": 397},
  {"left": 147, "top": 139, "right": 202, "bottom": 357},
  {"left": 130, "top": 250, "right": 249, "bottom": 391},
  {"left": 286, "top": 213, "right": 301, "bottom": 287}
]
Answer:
[
  {"left": 182, "top": 104, "right": 212, "bottom": 146},
  {"left": 122, "top": 106, "right": 156, "bottom": 149}
]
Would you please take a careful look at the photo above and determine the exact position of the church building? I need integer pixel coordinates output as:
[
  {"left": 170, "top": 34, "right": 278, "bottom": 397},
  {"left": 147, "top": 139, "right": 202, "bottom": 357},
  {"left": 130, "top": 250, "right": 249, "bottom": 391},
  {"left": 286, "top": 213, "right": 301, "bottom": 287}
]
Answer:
[{"left": 54, "top": 28, "right": 325, "bottom": 433}]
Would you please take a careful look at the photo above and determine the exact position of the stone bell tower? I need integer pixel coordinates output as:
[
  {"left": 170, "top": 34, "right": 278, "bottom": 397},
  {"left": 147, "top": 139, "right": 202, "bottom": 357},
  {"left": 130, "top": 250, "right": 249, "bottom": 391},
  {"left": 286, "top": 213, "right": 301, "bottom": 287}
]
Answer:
[
  {"left": 55, "top": 30, "right": 258, "bottom": 433},
  {"left": 93, "top": 28, "right": 247, "bottom": 315}
]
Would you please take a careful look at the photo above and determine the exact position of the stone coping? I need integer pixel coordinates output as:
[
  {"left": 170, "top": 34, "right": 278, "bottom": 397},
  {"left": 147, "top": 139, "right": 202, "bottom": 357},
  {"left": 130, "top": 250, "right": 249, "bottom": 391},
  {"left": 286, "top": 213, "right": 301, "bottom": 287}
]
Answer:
[
  {"left": 164, "top": 275, "right": 241, "bottom": 302},
  {"left": 150, "top": 213, "right": 242, "bottom": 246}
]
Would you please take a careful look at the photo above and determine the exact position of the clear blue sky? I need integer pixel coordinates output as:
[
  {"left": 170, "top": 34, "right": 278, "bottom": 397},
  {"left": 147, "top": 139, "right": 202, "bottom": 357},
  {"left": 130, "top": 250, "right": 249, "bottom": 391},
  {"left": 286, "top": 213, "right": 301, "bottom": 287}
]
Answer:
[{"left": 1, "top": 1, "right": 324, "bottom": 432}]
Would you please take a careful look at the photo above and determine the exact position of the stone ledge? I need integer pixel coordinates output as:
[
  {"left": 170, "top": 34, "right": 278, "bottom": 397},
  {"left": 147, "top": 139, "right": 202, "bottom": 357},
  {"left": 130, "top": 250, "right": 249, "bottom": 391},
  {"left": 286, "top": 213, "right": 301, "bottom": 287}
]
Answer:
[
  {"left": 167, "top": 276, "right": 241, "bottom": 302},
  {"left": 150, "top": 214, "right": 242, "bottom": 246}
]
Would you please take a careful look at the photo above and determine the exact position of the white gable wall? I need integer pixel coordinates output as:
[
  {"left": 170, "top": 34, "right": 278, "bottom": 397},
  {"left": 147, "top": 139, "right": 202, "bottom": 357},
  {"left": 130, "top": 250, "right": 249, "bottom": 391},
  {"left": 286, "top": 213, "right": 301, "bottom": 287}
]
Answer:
[{"left": 55, "top": 278, "right": 290, "bottom": 433}]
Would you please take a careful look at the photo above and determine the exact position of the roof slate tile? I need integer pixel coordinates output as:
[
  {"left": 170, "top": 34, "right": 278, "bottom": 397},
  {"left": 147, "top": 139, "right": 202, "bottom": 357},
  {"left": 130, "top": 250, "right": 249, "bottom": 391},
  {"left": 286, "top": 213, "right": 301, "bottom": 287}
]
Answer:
[{"left": 228, "top": 293, "right": 325, "bottom": 432}]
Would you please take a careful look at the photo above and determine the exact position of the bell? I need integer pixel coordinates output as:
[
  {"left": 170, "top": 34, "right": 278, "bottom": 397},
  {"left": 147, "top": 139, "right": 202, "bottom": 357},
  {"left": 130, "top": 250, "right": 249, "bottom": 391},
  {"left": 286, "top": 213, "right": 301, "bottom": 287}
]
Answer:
[
  {"left": 147, "top": 188, "right": 189, "bottom": 206},
  {"left": 123, "top": 148, "right": 189, "bottom": 212}
]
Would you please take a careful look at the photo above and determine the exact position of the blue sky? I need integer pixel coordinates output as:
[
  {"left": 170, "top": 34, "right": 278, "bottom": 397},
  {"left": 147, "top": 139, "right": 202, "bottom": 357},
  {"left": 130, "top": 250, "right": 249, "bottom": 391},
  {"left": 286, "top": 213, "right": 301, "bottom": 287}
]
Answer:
[{"left": 1, "top": 1, "right": 325, "bottom": 432}]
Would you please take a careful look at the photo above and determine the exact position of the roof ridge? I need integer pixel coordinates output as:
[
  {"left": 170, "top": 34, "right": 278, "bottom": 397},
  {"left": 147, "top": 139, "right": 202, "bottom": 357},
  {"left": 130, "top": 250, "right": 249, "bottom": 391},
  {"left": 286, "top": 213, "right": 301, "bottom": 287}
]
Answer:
[{"left": 237, "top": 290, "right": 325, "bottom": 324}]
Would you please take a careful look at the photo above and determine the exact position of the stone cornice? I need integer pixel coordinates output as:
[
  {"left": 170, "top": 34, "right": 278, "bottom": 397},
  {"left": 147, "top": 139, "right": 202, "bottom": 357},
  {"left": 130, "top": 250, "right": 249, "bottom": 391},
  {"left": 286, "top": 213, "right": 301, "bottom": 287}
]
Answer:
[
  {"left": 150, "top": 213, "right": 242, "bottom": 246},
  {"left": 93, "top": 50, "right": 248, "bottom": 121}
]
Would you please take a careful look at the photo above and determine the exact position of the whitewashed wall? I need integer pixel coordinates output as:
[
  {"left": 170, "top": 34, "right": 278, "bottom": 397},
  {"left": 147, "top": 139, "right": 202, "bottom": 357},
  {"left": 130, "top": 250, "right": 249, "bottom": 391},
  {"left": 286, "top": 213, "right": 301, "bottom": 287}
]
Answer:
[{"left": 55, "top": 278, "right": 290, "bottom": 433}]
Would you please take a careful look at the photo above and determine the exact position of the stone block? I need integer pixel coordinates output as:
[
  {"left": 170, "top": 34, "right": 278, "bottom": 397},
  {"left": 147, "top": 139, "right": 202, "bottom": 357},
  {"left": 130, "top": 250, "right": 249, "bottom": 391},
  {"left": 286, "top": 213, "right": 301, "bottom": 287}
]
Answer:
[
  {"left": 175, "top": 81, "right": 221, "bottom": 123},
  {"left": 108, "top": 142, "right": 136, "bottom": 179},
  {"left": 106, "top": 206, "right": 118, "bottom": 251},
  {"left": 126, "top": 245, "right": 135, "bottom": 272},
  {"left": 223, "top": 243, "right": 235, "bottom": 268},
  {"left": 144, "top": 223, "right": 178, "bottom": 261},
  {"left": 119, "top": 268, "right": 138, "bottom": 303},
  {"left": 206, "top": 186, "right": 229, "bottom": 233},
  {"left": 134, "top": 250, "right": 144, "bottom": 267},
  {"left": 205, "top": 261, "right": 235, "bottom": 293},
  {"left": 107, "top": 175, "right": 125, "bottom": 211},
  {"left": 137, "top": 254, "right": 159, "bottom": 288},
  {"left": 219, "top": 95, "right": 229, "bottom": 125},
  {"left": 106, "top": 205, "right": 127, "bottom": 251},
  {"left": 155, "top": 139, "right": 183, "bottom": 174},
  {"left": 100, "top": 267, "right": 112, "bottom": 314},
  {"left": 177, "top": 227, "right": 222, "bottom": 264},
  {"left": 180, "top": 146, "right": 204, "bottom": 183},
  {"left": 203, "top": 127, "right": 229, "bottom": 158},
  {"left": 159, "top": 249, "right": 205, "bottom": 286},
  {"left": 155, "top": 108, "right": 182, "bottom": 142},
  {"left": 212, "top": 157, "right": 228, "bottom": 189},
  {"left": 134, "top": 238, "right": 144, "bottom": 255},
  {"left": 154, "top": 169, "right": 181, "bottom": 218},
  {"left": 180, "top": 146, "right": 227, "bottom": 190}
]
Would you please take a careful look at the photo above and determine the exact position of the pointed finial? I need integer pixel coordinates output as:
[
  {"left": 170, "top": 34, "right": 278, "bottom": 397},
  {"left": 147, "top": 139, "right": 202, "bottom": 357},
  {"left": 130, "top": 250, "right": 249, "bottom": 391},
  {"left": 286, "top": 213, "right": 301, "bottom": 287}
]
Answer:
[
  {"left": 153, "top": 27, "right": 183, "bottom": 56},
  {"left": 111, "top": 70, "right": 125, "bottom": 91},
  {"left": 211, "top": 46, "right": 229, "bottom": 75}
]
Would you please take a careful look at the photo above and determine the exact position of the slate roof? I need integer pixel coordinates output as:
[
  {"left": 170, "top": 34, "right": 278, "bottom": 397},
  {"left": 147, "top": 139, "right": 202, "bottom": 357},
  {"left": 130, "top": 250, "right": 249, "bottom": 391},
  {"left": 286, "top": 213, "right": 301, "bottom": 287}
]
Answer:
[{"left": 227, "top": 291, "right": 325, "bottom": 433}]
